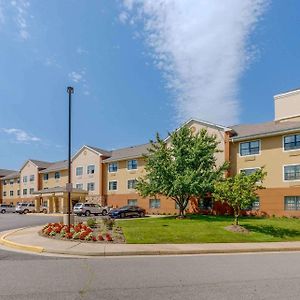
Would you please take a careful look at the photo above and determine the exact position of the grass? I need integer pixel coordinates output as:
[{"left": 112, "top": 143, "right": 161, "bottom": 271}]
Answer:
[{"left": 116, "top": 215, "right": 300, "bottom": 244}]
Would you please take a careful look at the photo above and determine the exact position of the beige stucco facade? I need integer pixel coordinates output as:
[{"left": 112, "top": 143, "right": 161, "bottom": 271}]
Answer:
[
  {"left": 41, "top": 169, "right": 68, "bottom": 190},
  {"left": 20, "top": 161, "right": 40, "bottom": 202},
  {"left": 0, "top": 176, "right": 20, "bottom": 204}
]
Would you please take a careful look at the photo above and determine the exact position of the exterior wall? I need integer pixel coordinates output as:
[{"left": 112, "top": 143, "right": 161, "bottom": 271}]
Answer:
[
  {"left": 230, "top": 132, "right": 300, "bottom": 216},
  {"left": 230, "top": 132, "right": 300, "bottom": 188},
  {"left": 41, "top": 170, "right": 68, "bottom": 190},
  {"left": 274, "top": 90, "right": 300, "bottom": 121},
  {"left": 20, "top": 161, "right": 39, "bottom": 202},
  {"left": 257, "top": 188, "right": 300, "bottom": 217},
  {"left": 72, "top": 148, "right": 102, "bottom": 203},
  {"left": 0, "top": 177, "right": 20, "bottom": 204},
  {"left": 103, "top": 158, "right": 146, "bottom": 196}
]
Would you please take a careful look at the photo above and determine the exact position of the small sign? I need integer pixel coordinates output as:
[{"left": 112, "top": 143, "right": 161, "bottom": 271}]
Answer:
[{"left": 66, "top": 183, "right": 73, "bottom": 193}]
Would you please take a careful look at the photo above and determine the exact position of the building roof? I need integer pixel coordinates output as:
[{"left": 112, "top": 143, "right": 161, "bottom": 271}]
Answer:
[
  {"left": 103, "top": 143, "right": 150, "bottom": 163},
  {"left": 0, "top": 169, "right": 16, "bottom": 177},
  {"left": 86, "top": 145, "right": 112, "bottom": 157},
  {"left": 39, "top": 160, "right": 68, "bottom": 174},
  {"left": 1, "top": 171, "right": 20, "bottom": 180},
  {"left": 231, "top": 120, "right": 300, "bottom": 141},
  {"left": 29, "top": 159, "right": 53, "bottom": 169}
]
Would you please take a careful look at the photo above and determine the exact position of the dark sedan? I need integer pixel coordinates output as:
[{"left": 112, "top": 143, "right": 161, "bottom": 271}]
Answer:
[{"left": 108, "top": 205, "right": 146, "bottom": 218}]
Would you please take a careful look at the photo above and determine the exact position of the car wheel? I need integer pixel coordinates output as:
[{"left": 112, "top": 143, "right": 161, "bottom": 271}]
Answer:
[
  {"left": 85, "top": 210, "right": 91, "bottom": 217},
  {"left": 139, "top": 212, "right": 145, "bottom": 218},
  {"left": 42, "top": 209, "right": 47, "bottom": 214},
  {"left": 102, "top": 210, "right": 107, "bottom": 216},
  {"left": 1, "top": 209, "right": 6, "bottom": 214},
  {"left": 23, "top": 209, "right": 29, "bottom": 214},
  {"left": 120, "top": 212, "right": 125, "bottom": 218}
]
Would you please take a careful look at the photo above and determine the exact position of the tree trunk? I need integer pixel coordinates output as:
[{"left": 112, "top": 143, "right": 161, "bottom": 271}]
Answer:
[{"left": 234, "top": 207, "right": 239, "bottom": 225}]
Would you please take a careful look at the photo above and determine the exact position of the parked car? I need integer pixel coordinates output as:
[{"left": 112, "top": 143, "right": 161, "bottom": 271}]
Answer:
[
  {"left": 73, "top": 203, "right": 109, "bottom": 216},
  {"left": 0, "top": 204, "right": 16, "bottom": 214},
  {"left": 16, "top": 203, "right": 35, "bottom": 214},
  {"left": 108, "top": 205, "right": 146, "bottom": 218},
  {"left": 40, "top": 204, "right": 48, "bottom": 214}
]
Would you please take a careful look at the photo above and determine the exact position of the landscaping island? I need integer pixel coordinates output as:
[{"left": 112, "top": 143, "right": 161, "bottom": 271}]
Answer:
[{"left": 39, "top": 215, "right": 300, "bottom": 245}]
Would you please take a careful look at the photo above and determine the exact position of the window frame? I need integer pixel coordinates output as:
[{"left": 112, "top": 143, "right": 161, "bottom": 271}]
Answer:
[
  {"left": 149, "top": 199, "right": 161, "bottom": 209},
  {"left": 283, "top": 164, "right": 300, "bottom": 182},
  {"left": 240, "top": 167, "right": 260, "bottom": 176},
  {"left": 283, "top": 133, "right": 300, "bottom": 152},
  {"left": 127, "top": 179, "right": 137, "bottom": 190},
  {"left": 54, "top": 172, "right": 60, "bottom": 179},
  {"left": 127, "top": 159, "right": 138, "bottom": 170},
  {"left": 284, "top": 196, "right": 300, "bottom": 211},
  {"left": 239, "top": 140, "right": 261, "bottom": 157},
  {"left": 108, "top": 180, "right": 118, "bottom": 191},
  {"left": 76, "top": 166, "right": 83, "bottom": 176},
  {"left": 87, "top": 182, "right": 95, "bottom": 191},
  {"left": 87, "top": 165, "right": 95, "bottom": 175},
  {"left": 108, "top": 162, "right": 118, "bottom": 173}
]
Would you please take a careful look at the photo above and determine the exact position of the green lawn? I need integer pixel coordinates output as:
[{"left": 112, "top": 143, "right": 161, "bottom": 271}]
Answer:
[{"left": 116, "top": 215, "right": 300, "bottom": 244}]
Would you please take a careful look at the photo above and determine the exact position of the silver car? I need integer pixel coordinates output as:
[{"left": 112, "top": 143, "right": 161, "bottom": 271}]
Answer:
[
  {"left": 0, "top": 204, "right": 16, "bottom": 214},
  {"left": 73, "top": 203, "right": 109, "bottom": 217},
  {"left": 16, "top": 203, "right": 36, "bottom": 214}
]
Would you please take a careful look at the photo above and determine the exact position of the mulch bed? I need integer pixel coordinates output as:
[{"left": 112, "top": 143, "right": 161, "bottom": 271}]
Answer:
[{"left": 224, "top": 225, "right": 250, "bottom": 234}]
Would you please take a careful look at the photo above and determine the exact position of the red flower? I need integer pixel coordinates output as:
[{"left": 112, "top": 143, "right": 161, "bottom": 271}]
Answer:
[
  {"left": 98, "top": 235, "right": 104, "bottom": 241},
  {"left": 106, "top": 233, "right": 113, "bottom": 242}
]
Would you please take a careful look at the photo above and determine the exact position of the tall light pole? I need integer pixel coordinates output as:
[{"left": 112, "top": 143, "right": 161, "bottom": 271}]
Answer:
[{"left": 67, "top": 86, "right": 74, "bottom": 227}]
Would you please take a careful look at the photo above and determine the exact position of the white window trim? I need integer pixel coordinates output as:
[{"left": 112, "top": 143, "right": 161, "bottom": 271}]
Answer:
[
  {"left": 239, "top": 140, "right": 261, "bottom": 157},
  {"left": 108, "top": 180, "right": 118, "bottom": 191},
  {"left": 108, "top": 162, "right": 118, "bottom": 173},
  {"left": 87, "top": 165, "right": 96, "bottom": 175},
  {"left": 239, "top": 167, "right": 261, "bottom": 174},
  {"left": 76, "top": 166, "right": 84, "bottom": 177},
  {"left": 282, "top": 133, "right": 300, "bottom": 152},
  {"left": 127, "top": 178, "right": 137, "bottom": 190},
  {"left": 87, "top": 182, "right": 95, "bottom": 191},
  {"left": 127, "top": 159, "right": 138, "bottom": 171},
  {"left": 75, "top": 183, "right": 84, "bottom": 190},
  {"left": 283, "top": 163, "right": 300, "bottom": 182}
]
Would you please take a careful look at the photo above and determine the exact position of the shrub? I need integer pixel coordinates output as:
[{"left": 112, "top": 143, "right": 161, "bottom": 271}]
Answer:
[
  {"left": 103, "top": 218, "right": 115, "bottom": 230},
  {"left": 98, "top": 234, "right": 104, "bottom": 241},
  {"left": 73, "top": 232, "right": 80, "bottom": 239},
  {"left": 106, "top": 233, "right": 113, "bottom": 242},
  {"left": 87, "top": 218, "right": 97, "bottom": 228}
]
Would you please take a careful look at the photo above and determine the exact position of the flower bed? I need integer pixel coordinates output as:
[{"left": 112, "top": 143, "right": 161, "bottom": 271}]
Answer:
[{"left": 40, "top": 221, "right": 125, "bottom": 243}]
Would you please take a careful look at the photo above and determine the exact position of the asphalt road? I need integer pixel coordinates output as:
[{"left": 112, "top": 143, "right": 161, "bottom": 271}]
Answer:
[{"left": 1, "top": 214, "right": 300, "bottom": 300}]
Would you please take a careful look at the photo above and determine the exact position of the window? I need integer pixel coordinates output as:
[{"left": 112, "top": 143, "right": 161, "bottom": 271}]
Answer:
[
  {"left": 43, "top": 173, "right": 49, "bottom": 181},
  {"left": 17, "top": 190, "right": 20, "bottom": 196},
  {"left": 76, "top": 167, "right": 83, "bottom": 176},
  {"left": 240, "top": 168, "right": 259, "bottom": 176},
  {"left": 128, "top": 199, "right": 137, "bottom": 206},
  {"left": 150, "top": 199, "right": 160, "bottom": 209},
  {"left": 128, "top": 179, "right": 137, "bottom": 189},
  {"left": 9, "top": 179, "right": 14, "bottom": 185},
  {"left": 252, "top": 198, "right": 260, "bottom": 210},
  {"left": 55, "top": 172, "right": 60, "bottom": 179},
  {"left": 87, "top": 182, "right": 95, "bottom": 191},
  {"left": 23, "top": 189, "right": 27, "bottom": 195},
  {"left": 87, "top": 165, "right": 95, "bottom": 174},
  {"left": 108, "top": 162, "right": 118, "bottom": 173},
  {"left": 284, "top": 165, "right": 300, "bottom": 181},
  {"left": 240, "top": 140, "right": 260, "bottom": 156},
  {"left": 109, "top": 181, "right": 117, "bottom": 191},
  {"left": 127, "top": 159, "right": 138, "bottom": 170},
  {"left": 3, "top": 180, "right": 6, "bottom": 185},
  {"left": 284, "top": 134, "right": 300, "bottom": 151},
  {"left": 198, "top": 198, "right": 212, "bottom": 210},
  {"left": 23, "top": 176, "right": 27, "bottom": 183},
  {"left": 17, "top": 178, "right": 20, "bottom": 184},
  {"left": 3, "top": 191, "right": 6, "bottom": 197},
  {"left": 76, "top": 183, "right": 83, "bottom": 190},
  {"left": 30, "top": 175, "right": 34, "bottom": 182},
  {"left": 284, "top": 196, "right": 300, "bottom": 210},
  {"left": 10, "top": 191, "right": 14, "bottom": 197},
  {"left": 29, "top": 188, "right": 34, "bottom": 194}
]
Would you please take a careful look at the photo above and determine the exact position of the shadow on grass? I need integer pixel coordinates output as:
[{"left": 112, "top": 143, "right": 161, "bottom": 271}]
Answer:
[{"left": 243, "top": 224, "right": 300, "bottom": 238}]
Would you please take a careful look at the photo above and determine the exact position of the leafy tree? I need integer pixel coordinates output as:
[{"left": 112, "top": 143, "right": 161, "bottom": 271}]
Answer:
[
  {"left": 136, "top": 126, "right": 228, "bottom": 217},
  {"left": 213, "top": 169, "right": 266, "bottom": 225}
]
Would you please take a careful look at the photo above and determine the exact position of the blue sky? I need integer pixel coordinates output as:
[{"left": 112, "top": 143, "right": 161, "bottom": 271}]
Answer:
[{"left": 0, "top": 0, "right": 299, "bottom": 170}]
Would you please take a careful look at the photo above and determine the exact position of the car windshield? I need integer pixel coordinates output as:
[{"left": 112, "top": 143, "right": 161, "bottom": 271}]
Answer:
[
  {"left": 74, "top": 203, "right": 82, "bottom": 207},
  {"left": 120, "top": 206, "right": 131, "bottom": 209}
]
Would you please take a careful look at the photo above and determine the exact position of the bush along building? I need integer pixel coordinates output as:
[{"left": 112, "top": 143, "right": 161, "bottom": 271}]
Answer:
[{"left": 1, "top": 88, "right": 300, "bottom": 217}]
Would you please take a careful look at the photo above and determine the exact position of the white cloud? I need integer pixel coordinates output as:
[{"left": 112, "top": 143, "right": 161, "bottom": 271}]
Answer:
[
  {"left": 11, "top": 0, "right": 30, "bottom": 40},
  {"left": 118, "top": 11, "right": 129, "bottom": 24},
  {"left": 76, "top": 47, "right": 89, "bottom": 55},
  {"left": 120, "top": 0, "right": 268, "bottom": 125},
  {"left": 1, "top": 128, "right": 41, "bottom": 143},
  {"left": 68, "top": 71, "right": 85, "bottom": 83}
]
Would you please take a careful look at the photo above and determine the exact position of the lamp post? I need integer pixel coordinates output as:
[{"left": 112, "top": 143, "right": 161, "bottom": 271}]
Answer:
[{"left": 67, "top": 86, "right": 74, "bottom": 227}]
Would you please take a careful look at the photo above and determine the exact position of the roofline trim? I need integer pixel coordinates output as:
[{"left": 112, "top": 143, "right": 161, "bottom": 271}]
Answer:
[
  {"left": 231, "top": 127, "right": 300, "bottom": 142},
  {"left": 72, "top": 145, "right": 109, "bottom": 161},
  {"left": 274, "top": 88, "right": 300, "bottom": 100},
  {"left": 103, "top": 154, "right": 146, "bottom": 163}
]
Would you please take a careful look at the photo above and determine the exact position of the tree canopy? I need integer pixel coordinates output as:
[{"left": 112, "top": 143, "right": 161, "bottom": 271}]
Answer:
[
  {"left": 136, "top": 126, "right": 228, "bottom": 217},
  {"left": 213, "top": 169, "right": 266, "bottom": 225}
]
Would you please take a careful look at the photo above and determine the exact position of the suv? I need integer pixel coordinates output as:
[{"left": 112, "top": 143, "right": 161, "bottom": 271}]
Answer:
[
  {"left": 73, "top": 203, "right": 109, "bottom": 217},
  {"left": 16, "top": 203, "right": 36, "bottom": 214},
  {"left": 0, "top": 204, "right": 16, "bottom": 214}
]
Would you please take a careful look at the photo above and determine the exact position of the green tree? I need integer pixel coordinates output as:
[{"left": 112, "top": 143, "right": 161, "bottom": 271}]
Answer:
[
  {"left": 136, "top": 126, "right": 228, "bottom": 217},
  {"left": 213, "top": 169, "right": 266, "bottom": 225}
]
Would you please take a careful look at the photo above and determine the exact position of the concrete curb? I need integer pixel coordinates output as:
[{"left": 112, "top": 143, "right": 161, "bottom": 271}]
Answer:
[{"left": 0, "top": 228, "right": 44, "bottom": 253}]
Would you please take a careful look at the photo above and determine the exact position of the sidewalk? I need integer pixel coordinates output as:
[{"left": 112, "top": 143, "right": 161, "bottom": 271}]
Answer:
[{"left": 2, "top": 226, "right": 300, "bottom": 257}]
